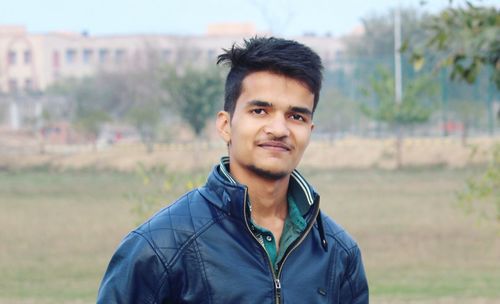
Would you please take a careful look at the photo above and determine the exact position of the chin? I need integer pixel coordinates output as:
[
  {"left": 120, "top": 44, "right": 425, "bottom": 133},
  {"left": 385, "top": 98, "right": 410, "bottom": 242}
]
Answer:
[{"left": 246, "top": 164, "right": 290, "bottom": 181}]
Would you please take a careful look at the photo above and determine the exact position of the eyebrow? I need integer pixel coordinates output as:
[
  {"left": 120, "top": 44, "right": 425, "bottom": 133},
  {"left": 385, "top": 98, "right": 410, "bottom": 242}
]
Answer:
[
  {"left": 247, "top": 100, "right": 272, "bottom": 108},
  {"left": 246, "top": 100, "right": 313, "bottom": 117},
  {"left": 290, "top": 106, "right": 313, "bottom": 117}
]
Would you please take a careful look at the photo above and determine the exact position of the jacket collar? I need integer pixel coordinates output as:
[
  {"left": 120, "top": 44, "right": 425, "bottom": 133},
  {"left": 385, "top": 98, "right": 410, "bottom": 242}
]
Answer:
[{"left": 199, "top": 157, "right": 318, "bottom": 221}]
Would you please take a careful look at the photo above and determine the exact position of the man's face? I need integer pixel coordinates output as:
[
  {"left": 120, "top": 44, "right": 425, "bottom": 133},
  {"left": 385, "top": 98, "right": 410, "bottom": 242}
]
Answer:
[{"left": 217, "top": 71, "right": 315, "bottom": 180}]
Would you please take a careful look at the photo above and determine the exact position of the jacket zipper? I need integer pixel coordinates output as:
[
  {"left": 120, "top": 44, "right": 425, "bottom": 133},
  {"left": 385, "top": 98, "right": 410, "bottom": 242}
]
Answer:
[
  {"left": 274, "top": 278, "right": 282, "bottom": 303},
  {"left": 242, "top": 188, "right": 282, "bottom": 303},
  {"left": 276, "top": 196, "right": 320, "bottom": 282},
  {"left": 242, "top": 189, "right": 321, "bottom": 304}
]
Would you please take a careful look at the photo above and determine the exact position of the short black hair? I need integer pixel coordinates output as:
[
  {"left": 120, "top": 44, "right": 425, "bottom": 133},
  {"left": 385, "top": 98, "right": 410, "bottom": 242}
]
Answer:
[{"left": 217, "top": 36, "right": 323, "bottom": 116}]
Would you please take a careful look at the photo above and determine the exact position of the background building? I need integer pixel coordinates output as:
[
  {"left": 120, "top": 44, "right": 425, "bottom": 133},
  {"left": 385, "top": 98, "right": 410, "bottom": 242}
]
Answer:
[{"left": 0, "top": 24, "right": 346, "bottom": 94}]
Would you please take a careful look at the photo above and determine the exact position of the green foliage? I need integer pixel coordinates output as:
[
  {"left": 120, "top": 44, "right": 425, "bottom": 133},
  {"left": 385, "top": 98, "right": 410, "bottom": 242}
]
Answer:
[
  {"left": 361, "top": 67, "right": 436, "bottom": 126},
  {"left": 73, "top": 108, "right": 110, "bottom": 139},
  {"left": 49, "top": 76, "right": 115, "bottom": 138},
  {"left": 412, "top": 2, "right": 500, "bottom": 88},
  {"left": 129, "top": 164, "right": 206, "bottom": 224},
  {"left": 449, "top": 99, "right": 485, "bottom": 125},
  {"left": 48, "top": 64, "right": 168, "bottom": 146},
  {"left": 126, "top": 104, "right": 162, "bottom": 152},
  {"left": 51, "top": 75, "right": 129, "bottom": 116},
  {"left": 413, "top": 1, "right": 500, "bottom": 223},
  {"left": 163, "top": 67, "right": 224, "bottom": 136},
  {"left": 314, "top": 88, "right": 361, "bottom": 134},
  {"left": 448, "top": 99, "right": 487, "bottom": 145},
  {"left": 49, "top": 63, "right": 225, "bottom": 142},
  {"left": 458, "top": 143, "right": 500, "bottom": 222},
  {"left": 119, "top": 64, "right": 169, "bottom": 145}
]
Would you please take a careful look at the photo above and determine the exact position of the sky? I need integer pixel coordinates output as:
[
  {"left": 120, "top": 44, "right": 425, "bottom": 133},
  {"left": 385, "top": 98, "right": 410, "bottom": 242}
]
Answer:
[{"left": 1, "top": 0, "right": 498, "bottom": 37}]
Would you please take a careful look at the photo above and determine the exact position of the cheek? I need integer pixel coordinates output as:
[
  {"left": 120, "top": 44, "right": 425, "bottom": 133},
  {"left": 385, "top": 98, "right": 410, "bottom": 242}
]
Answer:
[
  {"left": 232, "top": 117, "right": 263, "bottom": 139},
  {"left": 230, "top": 125, "right": 253, "bottom": 149},
  {"left": 293, "top": 127, "right": 312, "bottom": 146}
]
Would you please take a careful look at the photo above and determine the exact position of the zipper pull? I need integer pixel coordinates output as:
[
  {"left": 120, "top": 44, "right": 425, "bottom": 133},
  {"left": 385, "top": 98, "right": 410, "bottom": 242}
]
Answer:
[{"left": 275, "top": 279, "right": 282, "bottom": 303}]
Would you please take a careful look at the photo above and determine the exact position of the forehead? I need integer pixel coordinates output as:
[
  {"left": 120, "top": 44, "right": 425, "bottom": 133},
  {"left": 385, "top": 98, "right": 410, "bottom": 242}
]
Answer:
[{"left": 237, "top": 71, "right": 314, "bottom": 109}]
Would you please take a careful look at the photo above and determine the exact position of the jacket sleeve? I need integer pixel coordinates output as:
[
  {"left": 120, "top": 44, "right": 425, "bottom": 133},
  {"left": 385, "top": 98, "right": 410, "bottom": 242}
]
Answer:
[
  {"left": 97, "top": 231, "right": 171, "bottom": 304},
  {"left": 339, "top": 245, "right": 369, "bottom": 304}
]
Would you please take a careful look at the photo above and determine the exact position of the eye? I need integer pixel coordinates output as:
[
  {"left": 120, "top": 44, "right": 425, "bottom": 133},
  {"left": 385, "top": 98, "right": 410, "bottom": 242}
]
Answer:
[
  {"left": 251, "top": 108, "right": 266, "bottom": 115},
  {"left": 290, "top": 114, "right": 305, "bottom": 121}
]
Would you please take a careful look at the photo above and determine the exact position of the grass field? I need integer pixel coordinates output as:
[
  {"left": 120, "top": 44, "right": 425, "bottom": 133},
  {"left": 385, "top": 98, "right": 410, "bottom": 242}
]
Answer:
[{"left": 0, "top": 166, "right": 499, "bottom": 304}]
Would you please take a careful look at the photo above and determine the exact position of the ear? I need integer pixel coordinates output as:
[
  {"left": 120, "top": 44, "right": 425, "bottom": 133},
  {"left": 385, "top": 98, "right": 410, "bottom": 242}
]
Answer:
[
  {"left": 310, "top": 122, "right": 315, "bottom": 132},
  {"left": 216, "top": 111, "right": 231, "bottom": 144}
]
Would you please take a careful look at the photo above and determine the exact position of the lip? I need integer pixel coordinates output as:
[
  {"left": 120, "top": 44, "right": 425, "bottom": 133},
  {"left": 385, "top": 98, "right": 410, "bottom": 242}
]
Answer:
[{"left": 257, "top": 141, "right": 292, "bottom": 151}]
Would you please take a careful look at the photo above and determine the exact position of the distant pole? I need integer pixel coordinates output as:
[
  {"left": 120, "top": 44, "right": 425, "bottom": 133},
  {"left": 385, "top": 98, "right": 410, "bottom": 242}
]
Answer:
[
  {"left": 394, "top": 1, "right": 402, "bottom": 104},
  {"left": 9, "top": 99, "right": 20, "bottom": 131},
  {"left": 486, "top": 70, "right": 494, "bottom": 135},
  {"left": 35, "top": 100, "right": 43, "bottom": 130}
]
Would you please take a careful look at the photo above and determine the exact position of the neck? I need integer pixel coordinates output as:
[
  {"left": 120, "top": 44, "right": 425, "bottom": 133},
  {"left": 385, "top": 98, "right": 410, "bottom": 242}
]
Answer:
[{"left": 229, "top": 163, "right": 290, "bottom": 220}]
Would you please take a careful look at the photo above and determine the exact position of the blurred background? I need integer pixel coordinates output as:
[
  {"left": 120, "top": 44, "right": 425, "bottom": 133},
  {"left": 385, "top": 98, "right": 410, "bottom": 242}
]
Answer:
[{"left": 0, "top": 0, "right": 499, "bottom": 303}]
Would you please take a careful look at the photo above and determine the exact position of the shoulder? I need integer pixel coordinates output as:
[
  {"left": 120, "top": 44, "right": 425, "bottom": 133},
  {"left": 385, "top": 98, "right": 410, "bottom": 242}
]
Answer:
[
  {"left": 98, "top": 188, "right": 225, "bottom": 303},
  {"left": 320, "top": 211, "right": 360, "bottom": 254},
  {"left": 132, "top": 188, "right": 223, "bottom": 265}
]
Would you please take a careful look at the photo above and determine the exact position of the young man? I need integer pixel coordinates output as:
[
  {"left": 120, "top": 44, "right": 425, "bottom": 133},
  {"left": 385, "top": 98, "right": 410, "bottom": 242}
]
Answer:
[{"left": 97, "top": 37, "right": 369, "bottom": 303}]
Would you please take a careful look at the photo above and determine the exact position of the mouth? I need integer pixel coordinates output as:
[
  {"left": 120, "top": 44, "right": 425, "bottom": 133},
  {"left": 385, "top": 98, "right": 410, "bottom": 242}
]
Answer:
[{"left": 257, "top": 141, "right": 292, "bottom": 152}]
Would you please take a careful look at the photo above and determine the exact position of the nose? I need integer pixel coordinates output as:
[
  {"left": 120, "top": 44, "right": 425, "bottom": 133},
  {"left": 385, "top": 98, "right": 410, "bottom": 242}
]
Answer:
[{"left": 264, "top": 115, "right": 290, "bottom": 138}]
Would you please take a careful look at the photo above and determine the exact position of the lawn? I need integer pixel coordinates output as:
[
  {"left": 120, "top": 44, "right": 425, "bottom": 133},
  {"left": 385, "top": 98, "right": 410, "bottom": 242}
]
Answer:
[{"left": 0, "top": 166, "right": 498, "bottom": 303}]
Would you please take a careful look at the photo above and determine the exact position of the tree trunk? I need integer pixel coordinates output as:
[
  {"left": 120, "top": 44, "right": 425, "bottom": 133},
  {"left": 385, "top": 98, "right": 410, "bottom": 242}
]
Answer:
[
  {"left": 461, "top": 122, "right": 468, "bottom": 147},
  {"left": 38, "top": 131, "right": 46, "bottom": 155},
  {"left": 140, "top": 132, "right": 154, "bottom": 154},
  {"left": 90, "top": 134, "right": 98, "bottom": 152},
  {"left": 146, "top": 140, "right": 154, "bottom": 154}
]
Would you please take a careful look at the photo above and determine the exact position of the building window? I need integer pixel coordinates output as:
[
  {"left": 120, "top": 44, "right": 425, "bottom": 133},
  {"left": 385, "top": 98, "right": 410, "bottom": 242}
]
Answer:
[
  {"left": 115, "top": 49, "right": 126, "bottom": 63},
  {"left": 162, "top": 49, "right": 172, "bottom": 61},
  {"left": 66, "top": 49, "right": 77, "bottom": 64},
  {"left": 99, "top": 49, "right": 109, "bottom": 63},
  {"left": 7, "top": 51, "right": 16, "bottom": 65},
  {"left": 53, "top": 51, "right": 60, "bottom": 69},
  {"left": 25, "top": 78, "right": 32, "bottom": 91},
  {"left": 83, "top": 49, "right": 93, "bottom": 64},
  {"left": 24, "top": 50, "right": 32, "bottom": 64},
  {"left": 8, "top": 79, "right": 18, "bottom": 92}
]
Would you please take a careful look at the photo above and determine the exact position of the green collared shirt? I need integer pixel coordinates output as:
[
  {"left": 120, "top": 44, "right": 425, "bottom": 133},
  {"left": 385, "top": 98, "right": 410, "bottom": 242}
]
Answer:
[{"left": 218, "top": 157, "right": 307, "bottom": 272}]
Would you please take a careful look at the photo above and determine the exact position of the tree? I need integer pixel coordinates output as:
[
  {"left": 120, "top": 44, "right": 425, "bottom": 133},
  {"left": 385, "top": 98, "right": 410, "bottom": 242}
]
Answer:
[
  {"left": 411, "top": 2, "right": 499, "bottom": 88},
  {"left": 48, "top": 77, "right": 111, "bottom": 148},
  {"left": 74, "top": 108, "right": 110, "bottom": 149},
  {"left": 120, "top": 59, "right": 169, "bottom": 152},
  {"left": 163, "top": 67, "right": 224, "bottom": 137},
  {"left": 448, "top": 99, "right": 485, "bottom": 146},
  {"left": 126, "top": 104, "right": 161, "bottom": 153},
  {"left": 313, "top": 87, "right": 362, "bottom": 138},
  {"left": 412, "top": 1, "right": 499, "bottom": 223},
  {"left": 340, "top": 6, "right": 435, "bottom": 140},
  {"left": 344, "top": 7, "right": 428, "bottom": 59},
  {"left": 458, "top": 144, "right": 500, "bottom": 222},
  {"left": 48, "top": 58, "right": 168, "bottom": 151},
  {"left": 361, "top": 67, "right": 436, "bottom": 168}
]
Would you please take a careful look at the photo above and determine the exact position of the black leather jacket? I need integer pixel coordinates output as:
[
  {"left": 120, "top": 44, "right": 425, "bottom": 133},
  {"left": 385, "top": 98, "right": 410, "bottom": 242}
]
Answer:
[{"left": 97, "top": 165, "right": 369, "bottom": 303}]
